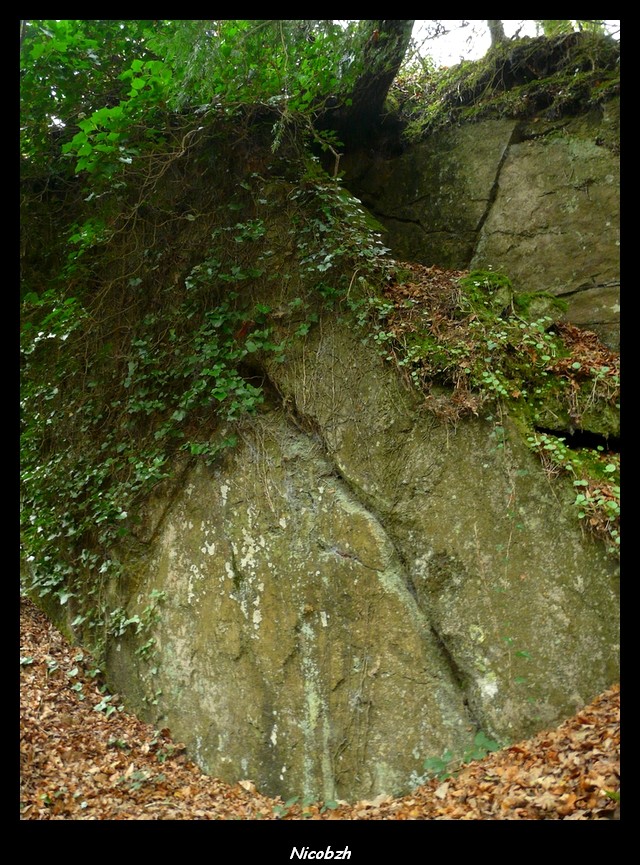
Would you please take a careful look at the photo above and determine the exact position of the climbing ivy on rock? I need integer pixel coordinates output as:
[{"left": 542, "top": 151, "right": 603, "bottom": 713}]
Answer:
[{"left": 20, "top": 100, "right": 392, "bottom": 659}]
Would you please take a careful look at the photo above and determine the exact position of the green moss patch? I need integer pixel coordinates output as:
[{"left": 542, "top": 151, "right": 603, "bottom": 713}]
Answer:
[
  {"left": 392, "top": 32, "right": 620, "bottom": 141},
  {"left": 355, "top": 264, "right": 619, "bottom": 553}
]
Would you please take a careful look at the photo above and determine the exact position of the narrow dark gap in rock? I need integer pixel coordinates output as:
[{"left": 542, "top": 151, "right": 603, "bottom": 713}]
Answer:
[
  {"left": 429, "top": 625, "right": 480, "bottom": 727},
  {"left": 534, "top": 425, "right": 620, "bottom": 453},
  {"left": 470, "top": 122, "right": 522, "bottom": 258},
  {"left": 374, "top": 211, "right": 423, "bottom": 228}
]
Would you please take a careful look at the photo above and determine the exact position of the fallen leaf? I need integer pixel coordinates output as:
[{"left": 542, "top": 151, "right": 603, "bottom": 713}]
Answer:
[{"left": 434, "top": 782, "right": 449, "bottom": 799}]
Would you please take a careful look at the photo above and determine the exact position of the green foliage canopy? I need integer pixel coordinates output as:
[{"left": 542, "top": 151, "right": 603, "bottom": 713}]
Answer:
[{"left": 20, "top": 19, "right": 400, "bottom": 181}]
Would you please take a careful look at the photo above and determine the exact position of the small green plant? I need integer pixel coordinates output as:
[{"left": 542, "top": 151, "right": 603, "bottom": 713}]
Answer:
[
  {"left": 526, "top": 431, "right": 620, "bottom": 552},
  {"left": 424, "top": 730, "right": 503, "bottom": 781},
  {"left": 272, "top": 796, "right": 300, "bottom": 818},
  {"left": 423, "top": 750, "right": 455, "bottom": 781},
  {"left": 70, "top": 681, "right": 85, "bottom": 699},
  {"left": 463, "top": 730, "right": 503, "bottom": 762},
  {"left": 156, "top": 748, "right": 172, "bottom": 764},
  {"left": 142, "top": 688, "right": 163, "bottom": 707},
  {"left": 93, "top": 692, "right": 123, "bottom": 717}
]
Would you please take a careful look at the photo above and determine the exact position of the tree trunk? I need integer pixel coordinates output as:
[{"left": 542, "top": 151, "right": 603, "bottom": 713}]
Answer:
[
  {"left": 348, "top": 20, "right": 415, "bottom": 122},
  {"left": 487, "top": 19, "right": 507, "bottom": 47},
  {"left": 318, "top": 20, "right": 415, "bottom": 148}
]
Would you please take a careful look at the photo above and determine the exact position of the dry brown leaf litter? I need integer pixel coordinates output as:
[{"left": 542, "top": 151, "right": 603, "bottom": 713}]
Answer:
[{"left": 20, "top": 597, "right": 619, "bottom": 821}]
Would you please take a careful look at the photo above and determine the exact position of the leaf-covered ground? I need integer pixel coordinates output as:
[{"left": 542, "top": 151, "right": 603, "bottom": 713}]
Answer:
[{"left": 20, "top": 597, "right": 619, "bottom": 821}]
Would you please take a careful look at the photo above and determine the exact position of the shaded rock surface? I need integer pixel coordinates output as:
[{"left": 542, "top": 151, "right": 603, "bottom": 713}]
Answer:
[{"left": 344, "top": 100, "right": 620, "bottom": 348}]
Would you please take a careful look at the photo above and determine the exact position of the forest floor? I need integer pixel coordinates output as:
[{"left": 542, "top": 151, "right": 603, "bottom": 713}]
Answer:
[{"left": 20, "top": 596, "right": 619, "bottom": 822}]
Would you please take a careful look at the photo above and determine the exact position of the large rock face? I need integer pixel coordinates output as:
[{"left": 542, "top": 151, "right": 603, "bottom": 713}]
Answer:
[
  {"left": 108, "top": 312, "right": 619, "bottom": 802},
  {"left": 345, "top": 100, "right": 620, "bottom": 349},
  {"left": 112, "top": 408, "right": 472, "bottom": 801}
]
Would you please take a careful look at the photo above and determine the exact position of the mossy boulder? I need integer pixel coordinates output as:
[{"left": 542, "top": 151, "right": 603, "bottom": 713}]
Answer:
[{"left": 105, "top": 295, "right": 618, "bottom": 801}]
